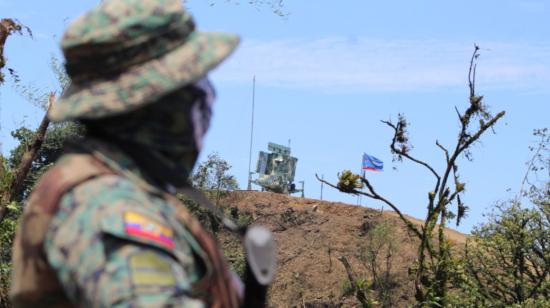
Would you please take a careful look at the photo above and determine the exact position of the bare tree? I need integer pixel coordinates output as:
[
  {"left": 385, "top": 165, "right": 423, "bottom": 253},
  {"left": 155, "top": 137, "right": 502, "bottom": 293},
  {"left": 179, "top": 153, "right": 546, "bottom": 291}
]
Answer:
[
  {"left": 318, "top": 46, "right": 505, "bottom": 306},
  {"left": 1, "top": 53, "right": 70, "bottom": 224},
  {"left": 0, "top": 93, "right": 56, "bottom": 223}
]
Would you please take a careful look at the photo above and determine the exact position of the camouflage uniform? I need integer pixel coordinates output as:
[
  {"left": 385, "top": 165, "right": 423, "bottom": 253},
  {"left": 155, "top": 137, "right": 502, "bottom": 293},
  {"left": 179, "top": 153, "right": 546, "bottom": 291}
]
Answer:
[{"left": 10, "top": 0, "right": 241, "bottom": 307}]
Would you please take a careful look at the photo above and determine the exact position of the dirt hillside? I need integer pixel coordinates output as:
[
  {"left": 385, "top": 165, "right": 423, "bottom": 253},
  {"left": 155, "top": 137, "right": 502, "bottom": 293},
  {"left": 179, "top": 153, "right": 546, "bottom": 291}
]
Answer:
[{"left": 219, "top": 191, "right": 467, "bottom": 308}]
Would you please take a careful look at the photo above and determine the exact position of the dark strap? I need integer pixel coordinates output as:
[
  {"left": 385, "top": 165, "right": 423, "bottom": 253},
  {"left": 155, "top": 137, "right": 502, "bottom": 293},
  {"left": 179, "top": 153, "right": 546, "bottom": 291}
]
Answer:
[{"left": 30, "top": 154, "right": 114, "bottom": 214}]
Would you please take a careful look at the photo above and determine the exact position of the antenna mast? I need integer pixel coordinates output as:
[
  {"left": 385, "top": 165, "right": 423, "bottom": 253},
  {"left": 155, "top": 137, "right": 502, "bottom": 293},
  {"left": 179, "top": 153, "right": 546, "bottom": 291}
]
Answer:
[{"left": 247, "top": 76, "right": 256, "bottom": 190}]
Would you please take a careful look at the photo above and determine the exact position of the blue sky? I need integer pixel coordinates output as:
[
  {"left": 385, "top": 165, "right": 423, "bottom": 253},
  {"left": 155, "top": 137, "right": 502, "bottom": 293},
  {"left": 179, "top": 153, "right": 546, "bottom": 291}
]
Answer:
[{"left": 1, "top": 0, "right": 549, "bottom": 233}]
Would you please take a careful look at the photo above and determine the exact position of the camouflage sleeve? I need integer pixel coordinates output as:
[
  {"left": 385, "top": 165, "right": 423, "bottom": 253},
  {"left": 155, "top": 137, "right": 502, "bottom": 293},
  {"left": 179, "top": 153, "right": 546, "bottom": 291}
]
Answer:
[{"left": 44, "top": 175, "right": 206, "bottom": 307}]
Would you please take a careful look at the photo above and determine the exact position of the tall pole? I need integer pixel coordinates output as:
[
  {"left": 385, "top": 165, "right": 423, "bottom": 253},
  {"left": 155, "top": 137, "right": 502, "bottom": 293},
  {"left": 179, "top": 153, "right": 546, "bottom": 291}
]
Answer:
[{"left": 247, "top": 76, "right": 256, "bottom": 190}]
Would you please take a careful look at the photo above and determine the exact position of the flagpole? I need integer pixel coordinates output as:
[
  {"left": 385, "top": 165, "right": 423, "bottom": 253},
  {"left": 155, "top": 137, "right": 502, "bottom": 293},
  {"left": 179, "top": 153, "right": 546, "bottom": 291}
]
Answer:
[
  {"left": 361, "top": 153, "right": 384, "bottom": 207},
  {"left": 247, "top": 76, "right": 256, "bottom": 191},
  {"left": 359, "top": 156, "right": 367, "bottom": 206}
]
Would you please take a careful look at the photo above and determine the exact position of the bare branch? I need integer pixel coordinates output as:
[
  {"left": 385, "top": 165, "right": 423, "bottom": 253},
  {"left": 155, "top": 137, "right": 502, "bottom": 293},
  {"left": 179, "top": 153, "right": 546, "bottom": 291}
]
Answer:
[
  {"left": 315, "top": 174, "right": 422, "bottom": 239},
  {"left": 432, "top": 107, "right": 504, "bottom": 222},
  {"left": 360, "top": 176, "right": 422, "bottom": 238},
  {"left": 517, "top": 130, "right": 549, "bottom": 203},
  {"left": 436, "top": 140, "right": 450, "bottom": 164},
  {"left": 454, "top": 106, "right": 462, "bottom": 123},
  {"left": 458, "top": 111, "right": 505, "bottom": 153},
  {"left": 447, "top": 190, "right": 459, "bottom": 205},
  {"left": 382, "top": 120, "right": 441, "bottom": 184},
  {"left": 468, "top": 44, "right": 480, "bottom": 97},
  {"left": 315, "top": 173, "right": 373, "bottom": 198}
]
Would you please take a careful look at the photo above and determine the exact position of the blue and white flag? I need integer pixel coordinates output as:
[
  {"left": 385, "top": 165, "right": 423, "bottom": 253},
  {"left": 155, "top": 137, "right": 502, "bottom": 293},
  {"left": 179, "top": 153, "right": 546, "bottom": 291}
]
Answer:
[{"left": 362, "top": 153, "right": 383, "bottom": 172}]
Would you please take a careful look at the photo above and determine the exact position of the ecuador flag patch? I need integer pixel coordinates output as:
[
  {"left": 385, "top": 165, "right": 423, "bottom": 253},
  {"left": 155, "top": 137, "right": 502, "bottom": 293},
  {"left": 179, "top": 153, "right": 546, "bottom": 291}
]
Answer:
[{"left": 124, "top": 212, "right": 175, "bottom": 249}]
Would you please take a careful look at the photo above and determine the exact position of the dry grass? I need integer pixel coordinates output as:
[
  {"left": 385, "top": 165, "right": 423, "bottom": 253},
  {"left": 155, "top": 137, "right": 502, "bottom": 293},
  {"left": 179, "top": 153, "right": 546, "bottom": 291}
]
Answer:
[{"left": 219, "top": 191, "right": 467, "bottom": 307}]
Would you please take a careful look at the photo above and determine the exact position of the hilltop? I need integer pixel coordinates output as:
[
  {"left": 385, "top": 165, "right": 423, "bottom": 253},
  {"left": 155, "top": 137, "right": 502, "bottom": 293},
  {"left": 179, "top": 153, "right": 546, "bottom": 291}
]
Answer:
[{"left": 218, "top": 191, "right": 467, "bottom": 307}]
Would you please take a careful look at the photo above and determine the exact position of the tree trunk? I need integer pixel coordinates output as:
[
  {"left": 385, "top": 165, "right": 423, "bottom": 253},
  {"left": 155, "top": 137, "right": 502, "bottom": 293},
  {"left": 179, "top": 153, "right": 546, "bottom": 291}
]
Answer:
[
  {"left": 0, "top": 93, "right": 55, "bottom": 223},
  {"left": 338, "top": 256, "right": 370, "bottom": 307}
]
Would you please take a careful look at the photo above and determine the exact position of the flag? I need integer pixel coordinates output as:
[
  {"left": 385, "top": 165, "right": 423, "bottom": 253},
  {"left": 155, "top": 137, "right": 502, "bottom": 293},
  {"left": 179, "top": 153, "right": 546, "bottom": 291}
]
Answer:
[{"left": 362, "top": 153, "right": 383, "bottom": 172}]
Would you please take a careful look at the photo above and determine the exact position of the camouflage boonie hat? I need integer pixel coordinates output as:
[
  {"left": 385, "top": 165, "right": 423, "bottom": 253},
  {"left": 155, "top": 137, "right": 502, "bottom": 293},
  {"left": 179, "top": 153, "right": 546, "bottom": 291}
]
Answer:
[{"left": 48, "top": 0, "right": 239, "bottom": 122}]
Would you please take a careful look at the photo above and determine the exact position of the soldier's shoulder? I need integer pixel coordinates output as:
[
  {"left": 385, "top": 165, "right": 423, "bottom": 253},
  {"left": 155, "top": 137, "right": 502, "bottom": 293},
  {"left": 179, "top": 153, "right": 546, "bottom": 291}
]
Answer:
[
  {"left": 50, "top": 173, "right": 179, "bottom": 249},
  {"left": 59, "top": 170, "right": 152, "bottom": 216},
  {"left": 51, "top": 151, "right": 103, "bottom": 170},
  {"left": 48, "top": 171, "right": 201, "bottom": 267},
  {"left": 32, "top": 152, "right": 111, "bottom": 193}
]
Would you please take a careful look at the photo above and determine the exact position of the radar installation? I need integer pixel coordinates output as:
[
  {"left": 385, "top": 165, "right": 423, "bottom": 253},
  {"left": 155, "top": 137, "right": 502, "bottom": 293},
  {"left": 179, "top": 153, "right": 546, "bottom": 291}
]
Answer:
[{"left": 251, "top": 142, "right": 304, "bottom": 197}]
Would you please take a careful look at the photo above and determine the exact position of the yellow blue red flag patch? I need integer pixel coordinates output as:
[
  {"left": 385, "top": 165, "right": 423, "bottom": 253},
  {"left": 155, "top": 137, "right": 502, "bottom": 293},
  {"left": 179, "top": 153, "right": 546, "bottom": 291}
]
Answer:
[{"left": 124, "top": 212, "right": 175, "bottom": 249}]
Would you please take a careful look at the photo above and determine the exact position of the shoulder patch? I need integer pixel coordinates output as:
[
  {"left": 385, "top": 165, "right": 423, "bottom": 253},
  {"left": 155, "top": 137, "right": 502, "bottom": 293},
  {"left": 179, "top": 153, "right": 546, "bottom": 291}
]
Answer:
[
  {"left": 129, "top": 251, "right": 177, "bottom": 286},
  {"left": 124, "top": 212, "right": 175, "bottom": 249}
]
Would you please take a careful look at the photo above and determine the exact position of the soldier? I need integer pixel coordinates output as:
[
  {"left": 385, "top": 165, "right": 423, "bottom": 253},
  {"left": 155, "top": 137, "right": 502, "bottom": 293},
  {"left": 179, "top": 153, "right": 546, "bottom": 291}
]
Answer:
[{"left": 10, "top": 0, "right": 247, "bottom": 306}]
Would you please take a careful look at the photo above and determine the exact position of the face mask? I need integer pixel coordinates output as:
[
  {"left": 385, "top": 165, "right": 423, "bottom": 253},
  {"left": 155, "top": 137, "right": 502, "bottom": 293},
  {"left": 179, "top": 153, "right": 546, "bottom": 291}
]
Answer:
[
  {"left": 191, "top": 77, "right": 216, "bottom": 152},
  {"left": 85, "top": 77, "right": 217, "bottom": 186}
]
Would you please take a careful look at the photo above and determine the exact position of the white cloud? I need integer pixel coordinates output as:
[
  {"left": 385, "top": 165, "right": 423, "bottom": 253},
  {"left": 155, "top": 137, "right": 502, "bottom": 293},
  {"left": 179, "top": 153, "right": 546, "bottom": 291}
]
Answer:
[
  {"left": 510, "top": 0, "right": 550, "bottom": 13},
  {"left": 212, "top": 37, "right": 550, "bottom": 93}
]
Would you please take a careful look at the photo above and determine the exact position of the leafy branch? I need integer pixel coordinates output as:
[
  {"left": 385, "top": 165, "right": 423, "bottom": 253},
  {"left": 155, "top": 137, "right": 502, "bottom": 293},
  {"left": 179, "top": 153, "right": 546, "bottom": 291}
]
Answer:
[{"left": 0, "top": 18, "right": 32, "bottom": 84}]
